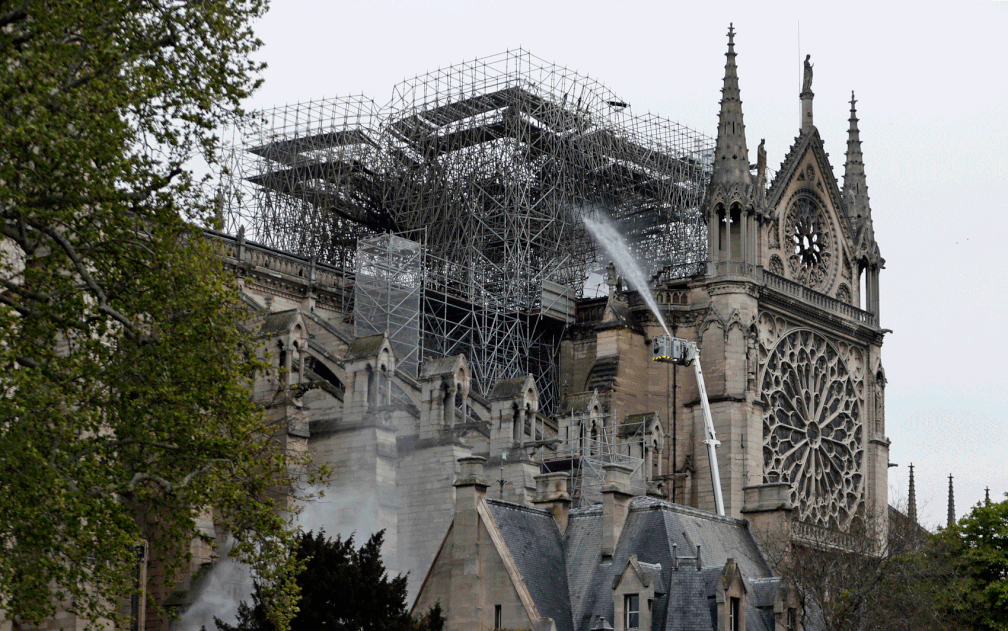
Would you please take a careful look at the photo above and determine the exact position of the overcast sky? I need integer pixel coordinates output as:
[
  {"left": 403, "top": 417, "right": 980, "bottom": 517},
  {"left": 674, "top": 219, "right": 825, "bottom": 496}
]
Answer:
[{"left": 239, "top": 0, "right": 1008, "bottom": 529}]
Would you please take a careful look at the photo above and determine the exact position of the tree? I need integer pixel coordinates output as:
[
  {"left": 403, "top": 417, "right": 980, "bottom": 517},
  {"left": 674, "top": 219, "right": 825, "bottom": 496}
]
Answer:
[
  {"left": 214, "top": 530, "right": 445, "bottom": 631},
  {"left": 756, "top": 508, "right": 960, "bottom": 631},
  {"left": 933, "top": 495, "right": 1008, "bottom": 631},
  {"left": 0, "top": 1, "right": 307, "bottom": 629}
]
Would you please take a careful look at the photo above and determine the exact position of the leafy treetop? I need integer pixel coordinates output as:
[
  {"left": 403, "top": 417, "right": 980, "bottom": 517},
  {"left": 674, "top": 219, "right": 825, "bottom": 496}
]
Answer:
[{"left": 0, "top": 1, "right": 309, "bottom": 630}]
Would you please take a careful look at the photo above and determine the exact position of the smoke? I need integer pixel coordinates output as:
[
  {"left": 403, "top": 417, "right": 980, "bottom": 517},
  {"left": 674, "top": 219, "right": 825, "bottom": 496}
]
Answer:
[
  {"left": 175, "top": 485, "right": 389, "bottom": 631},
  {"left": 175, "top": 537, "right": 254, "bottom": 631},
  {"left": 582, "top": 210, "right": 671, "bottom": 336}
]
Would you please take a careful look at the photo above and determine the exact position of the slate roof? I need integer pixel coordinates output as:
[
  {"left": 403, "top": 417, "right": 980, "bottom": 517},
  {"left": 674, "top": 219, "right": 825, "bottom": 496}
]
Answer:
[
  {"left": 749, "top": 577, "right": 784, "bottom": 631},
  {"left": 563, "top": 497, "right": 772, "bottom": 631},
  {"left": 344, "top": 333, "right": 387, "bottom": 360},
  {"left": 453, "top": 494, "right": 777, "bottom": 631},
  {"left": 486, "top": 500, "right": 574, "bottom": 631}
]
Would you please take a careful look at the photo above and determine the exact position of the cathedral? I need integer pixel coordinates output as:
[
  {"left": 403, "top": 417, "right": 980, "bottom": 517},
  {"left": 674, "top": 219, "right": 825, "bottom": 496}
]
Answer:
[{"left": 196, "top": 24, "right": 888, "bottom": 624}]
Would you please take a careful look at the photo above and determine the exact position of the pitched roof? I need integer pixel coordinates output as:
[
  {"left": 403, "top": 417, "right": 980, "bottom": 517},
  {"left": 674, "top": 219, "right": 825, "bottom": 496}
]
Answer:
[
  {"left": 420, "top": 355, "right": 465, "bottom": 378},
  {"left": 558, "top": 391, "right": 599, "bottom": 417},
  {"left": 620, "top": 412, "right": 660, "bottom": 438},
  {"left": 597, "top": 300, "right": 643, "bottom": 334},
  {"left": 344, "top": 333, "right": 388, "bottom": 360},
  {"left": 490, "top": 375, "right": 535, "bottom": 401},
  {"left": 563, "top": 497, "right": 772, "bottom": 631},
  {"left": 486, "top": 500, "right": 574, "bottom": 631},
  {"left": 258, "top": 309, "right": 301, "bottom": 336}
]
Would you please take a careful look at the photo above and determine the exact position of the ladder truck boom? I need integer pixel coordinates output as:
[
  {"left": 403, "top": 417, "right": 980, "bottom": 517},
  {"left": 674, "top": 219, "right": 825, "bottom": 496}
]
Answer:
[{"left": 652, "top": 335, "right": 725, "bottom": 516}]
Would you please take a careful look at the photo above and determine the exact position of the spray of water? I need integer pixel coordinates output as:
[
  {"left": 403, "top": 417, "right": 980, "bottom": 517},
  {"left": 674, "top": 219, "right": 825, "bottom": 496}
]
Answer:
[{"left": 582, "top": 211, "right": 671, "bottom": 337}]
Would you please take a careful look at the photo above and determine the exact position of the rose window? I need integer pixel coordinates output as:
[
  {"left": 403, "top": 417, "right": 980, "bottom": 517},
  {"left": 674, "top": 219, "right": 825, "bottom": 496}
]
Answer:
[
  {"left": 784, "top": 197, "right": 834, "bottom": 291},
  {"left": 793, "top": 216, "right": 821, "bottom": 268},
  {"left": 761, "top": 330, "right": 863, "bottom": 528}
]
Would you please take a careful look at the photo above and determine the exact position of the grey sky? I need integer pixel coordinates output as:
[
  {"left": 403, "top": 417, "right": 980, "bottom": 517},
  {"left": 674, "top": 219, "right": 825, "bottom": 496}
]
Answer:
[{"left": 238, "top": 0, "right": 1008, "bottom": 529}]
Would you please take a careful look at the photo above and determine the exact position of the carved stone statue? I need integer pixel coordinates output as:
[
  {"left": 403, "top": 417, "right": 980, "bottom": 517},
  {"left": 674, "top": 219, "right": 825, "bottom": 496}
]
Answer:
[
  {"left": 802, "top": 54, "right": 813, "bottom": 92},
  {"left": 756, "top": 138, "right": 767, "bottom": 182}
]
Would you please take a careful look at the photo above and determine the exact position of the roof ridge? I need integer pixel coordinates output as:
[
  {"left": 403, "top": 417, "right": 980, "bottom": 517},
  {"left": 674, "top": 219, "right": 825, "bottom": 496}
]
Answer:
[
  {"left": 629, "top": 496, "right": 749, "bottom": 526},
  {"left": 486, "top": 498, "right": 551, "bottom": 516}
]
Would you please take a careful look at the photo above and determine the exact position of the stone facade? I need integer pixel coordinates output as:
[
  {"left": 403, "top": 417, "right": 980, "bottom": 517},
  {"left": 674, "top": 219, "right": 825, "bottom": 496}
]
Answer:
[
  {"left": 194, "top": 26, "right": 887, "bottom": 612},
  {"left": 559, "top": 26, "right": 887, "bottom": 535},
  {"left": 154, "top": 23, "right": 889, "bottom": 628}
]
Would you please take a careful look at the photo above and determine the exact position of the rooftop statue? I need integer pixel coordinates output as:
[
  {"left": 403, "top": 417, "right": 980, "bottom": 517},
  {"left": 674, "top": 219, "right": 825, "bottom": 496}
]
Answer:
[{"left": 802, "top": 54, "right": 814, "bottom": 92}]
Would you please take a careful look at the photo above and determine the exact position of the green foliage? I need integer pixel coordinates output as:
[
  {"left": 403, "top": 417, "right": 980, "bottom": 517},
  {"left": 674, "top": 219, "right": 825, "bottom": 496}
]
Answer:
[
  {"left": 935, "top": 495, "right": 1008, "bottom": 631},
  {"left": 0, "top": 1, "right": 309, "bottom": 629},
  {"left": 214, "top": 530, "right": 445, "bottom": 631}
]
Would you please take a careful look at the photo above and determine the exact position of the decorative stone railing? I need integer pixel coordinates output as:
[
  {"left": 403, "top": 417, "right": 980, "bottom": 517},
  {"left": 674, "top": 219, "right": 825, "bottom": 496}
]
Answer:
[
  {"left": 638, "top": 260, "right": 877, "bottom": 330},
  {"left": 208, "top": 229, "right": 350, "bottom": 290},
  {"left": 791, "top": 518, "right": 860, "bottom": 551},
  {"left": 762, "top": 271, "right": 876, "bottom": 327}
]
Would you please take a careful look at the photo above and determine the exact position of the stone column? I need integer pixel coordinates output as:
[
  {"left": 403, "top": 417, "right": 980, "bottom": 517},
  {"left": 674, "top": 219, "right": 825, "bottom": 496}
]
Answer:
[{"left": 446, "top": 384, "right": 457, "bottom": 428}]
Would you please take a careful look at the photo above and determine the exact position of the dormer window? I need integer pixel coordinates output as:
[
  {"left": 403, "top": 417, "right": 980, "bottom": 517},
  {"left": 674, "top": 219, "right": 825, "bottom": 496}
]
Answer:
[{"left": 624, "top": 594, "right": 639, "bottom": 630}]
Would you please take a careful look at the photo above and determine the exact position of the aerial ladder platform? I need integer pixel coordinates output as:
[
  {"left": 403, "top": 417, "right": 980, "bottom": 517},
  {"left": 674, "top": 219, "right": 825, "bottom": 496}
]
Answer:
[{"left": 651, "top": 335, "right": 725, "bottom": 516}]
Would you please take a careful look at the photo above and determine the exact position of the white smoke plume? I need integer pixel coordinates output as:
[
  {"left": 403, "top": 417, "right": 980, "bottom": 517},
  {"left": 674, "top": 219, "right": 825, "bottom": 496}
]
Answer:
[{"left": 175, "top": 485, "right": 389, "bottom": 631}]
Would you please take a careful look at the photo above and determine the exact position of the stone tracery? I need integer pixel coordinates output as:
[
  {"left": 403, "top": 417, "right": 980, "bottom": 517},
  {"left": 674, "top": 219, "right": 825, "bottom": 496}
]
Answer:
[
  {"left": 759, "top": 324, "right": 864, "bottom": 528},
  {"left": 784, "top": 195, "right": 836, "bottom": 292}
]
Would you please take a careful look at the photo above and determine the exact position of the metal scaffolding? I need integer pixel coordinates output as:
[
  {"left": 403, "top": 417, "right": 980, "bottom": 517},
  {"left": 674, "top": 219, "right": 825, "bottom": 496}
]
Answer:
[
  {"left": 219, "top": 49, "right": 715, "bottom": 413},
  {"left": 354, "top": 234, "right": 422, "bottom": 378},
  {"left": 543, "top": 412, "right": 648, "bottom": 507}
]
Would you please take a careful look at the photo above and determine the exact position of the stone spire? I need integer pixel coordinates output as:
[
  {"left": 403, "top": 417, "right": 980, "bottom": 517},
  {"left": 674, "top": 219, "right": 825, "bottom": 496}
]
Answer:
[
  {"left": 947, "top": 474, "right": 956, "bottom": 528},
  {"left": 710, "top": 23, "right": 751, "bottom": 190},
  {"left": 908, "top": 463, "right": 917, "bottom": 524},
  {"left": 843, "top": 91, "right": 872, "bottom": 227}
]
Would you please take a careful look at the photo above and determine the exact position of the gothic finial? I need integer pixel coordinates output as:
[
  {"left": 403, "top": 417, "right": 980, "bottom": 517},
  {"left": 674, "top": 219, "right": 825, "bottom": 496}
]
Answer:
[
  {"left": 947, "top": 473, "right": 956, "bottom": 528},
  {"left": 850, "top": 90, "right": 857, "bottom": 111},
  {"left": 728, "top": 23, "right": 735, "bottom": 45},
  {"left": 907, "top": 463, "right": 917, "bottom": 524}
]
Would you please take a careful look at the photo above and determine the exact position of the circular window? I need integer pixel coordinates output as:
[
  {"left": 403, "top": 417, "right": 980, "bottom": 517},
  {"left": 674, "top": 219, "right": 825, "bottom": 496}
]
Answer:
[
  {"left": 784, "top": 196, "right": 835, "bottom": 291},
  {"left": 761, "top": 330, "right": 863, "bottom": 528},
  {"left": 793, "top": 215, "right": 821, "bottom": 267}
]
